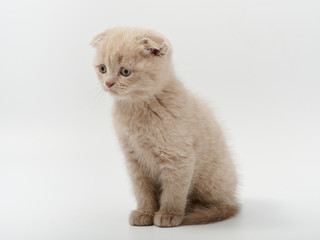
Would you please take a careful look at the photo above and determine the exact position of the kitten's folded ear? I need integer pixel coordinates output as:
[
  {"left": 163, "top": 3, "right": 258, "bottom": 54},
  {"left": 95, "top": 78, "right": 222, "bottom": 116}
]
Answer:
[
  {"left": 90, "top": 31, "right": 107, "bottom": 48},
  {"left": 139, "top": 38, "right": 169, "bottom": 56}
]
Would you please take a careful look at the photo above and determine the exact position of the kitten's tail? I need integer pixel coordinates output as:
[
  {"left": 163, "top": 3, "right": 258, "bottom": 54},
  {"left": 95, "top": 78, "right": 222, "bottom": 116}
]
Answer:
[{"left": 182, "top": 202, "right": 239, "bottom": 225}]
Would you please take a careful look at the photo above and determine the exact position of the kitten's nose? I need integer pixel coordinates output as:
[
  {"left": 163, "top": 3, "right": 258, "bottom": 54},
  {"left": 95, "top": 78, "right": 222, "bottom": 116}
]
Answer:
[{"left": 105, "top": 81, "right": 114, "bottom": 88}]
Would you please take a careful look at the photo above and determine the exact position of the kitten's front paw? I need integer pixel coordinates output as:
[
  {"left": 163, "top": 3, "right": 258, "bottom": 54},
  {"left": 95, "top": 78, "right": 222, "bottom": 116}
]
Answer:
[
  {"left": 129, "top": 210, "right": 154, "bottom": 226},
  {"left": 154, "top": 211, "right": 184, "bottom": 227}
]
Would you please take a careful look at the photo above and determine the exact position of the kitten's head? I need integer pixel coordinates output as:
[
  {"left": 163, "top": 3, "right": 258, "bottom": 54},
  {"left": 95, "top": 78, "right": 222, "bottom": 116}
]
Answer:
[{"left": 91, "top": 27, "right": 173, "bottom": 101}]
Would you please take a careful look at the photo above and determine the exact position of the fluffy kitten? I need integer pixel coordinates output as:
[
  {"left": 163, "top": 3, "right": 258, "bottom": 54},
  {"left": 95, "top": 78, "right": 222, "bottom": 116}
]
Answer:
[{"left": 91, "top": 27, "right": 239, "bottom": 227}]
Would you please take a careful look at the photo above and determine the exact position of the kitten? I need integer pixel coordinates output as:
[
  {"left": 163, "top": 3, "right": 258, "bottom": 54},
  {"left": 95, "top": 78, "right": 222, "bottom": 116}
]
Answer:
[{"left": 91, "top": 27, "right": 239, "bottom": 227}]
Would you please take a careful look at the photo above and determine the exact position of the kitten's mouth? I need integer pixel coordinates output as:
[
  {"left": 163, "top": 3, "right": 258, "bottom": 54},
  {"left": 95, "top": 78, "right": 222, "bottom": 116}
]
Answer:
[{"left": 109, "top": 88, "right": 117, "bottom": 93}]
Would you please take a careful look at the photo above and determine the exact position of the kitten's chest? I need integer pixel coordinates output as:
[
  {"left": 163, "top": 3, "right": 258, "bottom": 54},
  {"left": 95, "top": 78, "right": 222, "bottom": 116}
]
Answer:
[
  {"left": 115, "top": 106, "right": 163, "bottom": 146},
  {"left": 114, "top": 106, "right": 165, "bottom": 175}
]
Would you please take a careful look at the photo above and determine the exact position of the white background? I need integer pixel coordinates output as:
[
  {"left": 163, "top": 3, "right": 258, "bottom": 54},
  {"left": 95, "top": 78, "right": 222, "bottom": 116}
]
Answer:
[{"left": 1, "top": 0, "right": 320, "bottom": 239}]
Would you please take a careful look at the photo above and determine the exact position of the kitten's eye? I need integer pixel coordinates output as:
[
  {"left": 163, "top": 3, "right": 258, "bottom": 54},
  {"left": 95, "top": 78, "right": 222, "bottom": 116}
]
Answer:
[
  {"left": 99, "top": 64, "right": 107, "bottom": 73},
  {"left": 120, "top": 67, "right": 131, "bottom": 77}
]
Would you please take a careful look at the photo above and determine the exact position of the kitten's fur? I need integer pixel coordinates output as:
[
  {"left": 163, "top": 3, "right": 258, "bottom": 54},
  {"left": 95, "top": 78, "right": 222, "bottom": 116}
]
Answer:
[{"left": 91, "top": 27, "right": 239, "bottom": 227}]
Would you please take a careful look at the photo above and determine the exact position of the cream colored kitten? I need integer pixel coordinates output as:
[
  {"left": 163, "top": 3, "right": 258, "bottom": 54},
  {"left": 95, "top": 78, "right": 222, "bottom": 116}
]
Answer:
[{"left": 91, "top": 27, "right": 239, "bottom": 227}]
